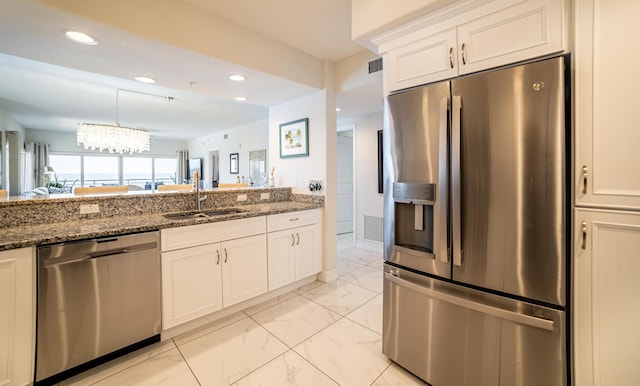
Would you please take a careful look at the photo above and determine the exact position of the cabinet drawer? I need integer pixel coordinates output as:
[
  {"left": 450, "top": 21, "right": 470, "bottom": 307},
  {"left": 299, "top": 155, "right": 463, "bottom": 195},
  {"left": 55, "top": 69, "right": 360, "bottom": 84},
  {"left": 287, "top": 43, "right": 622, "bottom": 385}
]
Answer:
[
  {"left": 267, "top": 209, "right": 319, "bottom": 232},
  {"left": 161, "top": 216, "right": 266, "bottom": 251}
]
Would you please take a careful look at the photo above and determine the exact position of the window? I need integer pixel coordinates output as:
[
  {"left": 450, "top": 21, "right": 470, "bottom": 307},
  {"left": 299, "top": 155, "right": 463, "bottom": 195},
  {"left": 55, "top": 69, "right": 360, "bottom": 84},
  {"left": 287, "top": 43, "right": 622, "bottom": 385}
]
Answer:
[
  {"left": 47, "top": 153, "right": 177, "bottom": 193},
  {"left": 48, "top": 154, "right": 81, "bottom": 189},
  {"left": 123, "top": 157, "right": 152, "bottom": 189},
  {"left": 84, "top": 156, "right": 119, "bottom": 186}
]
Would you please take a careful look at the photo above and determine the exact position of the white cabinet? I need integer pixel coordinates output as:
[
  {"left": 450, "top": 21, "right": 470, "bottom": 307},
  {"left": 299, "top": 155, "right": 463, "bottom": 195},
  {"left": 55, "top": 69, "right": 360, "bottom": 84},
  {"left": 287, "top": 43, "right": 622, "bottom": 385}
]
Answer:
[
  {"left": 573, "top": 209, "right": 640, "bottom": 386},
  {"left": 0, "top": 247, "right": 34, "bottom": 386},
  {"left": 161, "top": 217, "right": 267, "bottom": 329},
  {"left": 221, "top": 235, "right": 268, "bottom": 306},
  {"left": 382, "top": 0, "right": 567, "bottom": 93},
  {"left": 267, "top": 209, "right": 322, "bottom": 291},
  {"left": 574, "top": 0, "right": 640, "bottom": 210},
  {"left": 161, "top": 244, "right": 222, "bottom": 329}
]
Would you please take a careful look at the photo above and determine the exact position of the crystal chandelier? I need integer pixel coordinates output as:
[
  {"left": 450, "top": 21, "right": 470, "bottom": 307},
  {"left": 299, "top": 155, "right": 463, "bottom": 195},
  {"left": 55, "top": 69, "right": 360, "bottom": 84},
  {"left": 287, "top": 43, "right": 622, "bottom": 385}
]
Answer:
[
  {"left": 77, "top": 123, "right": 150, "bottom": 154},
  {"left": 77, "top": 89, "right": 153, "bottom": 154}
]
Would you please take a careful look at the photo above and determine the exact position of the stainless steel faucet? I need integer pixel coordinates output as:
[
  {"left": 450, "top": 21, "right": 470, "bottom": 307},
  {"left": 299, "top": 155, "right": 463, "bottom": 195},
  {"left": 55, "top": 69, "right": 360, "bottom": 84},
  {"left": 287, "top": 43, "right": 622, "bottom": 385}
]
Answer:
[{"left": 194, "top": 171, "right": 207, "bottom": 211}]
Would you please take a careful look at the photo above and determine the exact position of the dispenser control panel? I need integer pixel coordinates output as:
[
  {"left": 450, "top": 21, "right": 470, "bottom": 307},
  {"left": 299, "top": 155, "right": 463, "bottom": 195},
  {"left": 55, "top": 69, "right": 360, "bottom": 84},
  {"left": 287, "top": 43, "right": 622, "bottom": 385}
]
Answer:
[{"left": 393, "top": 182, "right": 435, "bottom": 205}]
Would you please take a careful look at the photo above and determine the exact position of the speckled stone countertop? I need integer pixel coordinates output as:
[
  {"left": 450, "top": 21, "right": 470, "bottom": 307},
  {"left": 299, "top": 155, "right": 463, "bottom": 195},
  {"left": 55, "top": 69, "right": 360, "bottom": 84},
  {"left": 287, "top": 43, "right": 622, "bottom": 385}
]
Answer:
[{"left": 0, "top": 189, "right": 323, "bottom": 251}]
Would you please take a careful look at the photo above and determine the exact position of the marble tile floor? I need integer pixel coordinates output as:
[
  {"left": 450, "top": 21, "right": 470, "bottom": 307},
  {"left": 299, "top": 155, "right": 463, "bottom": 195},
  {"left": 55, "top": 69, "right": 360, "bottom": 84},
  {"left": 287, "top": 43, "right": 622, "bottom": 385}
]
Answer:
[{"left": 60, "top": 233, "right": 427, "bottom": 386}]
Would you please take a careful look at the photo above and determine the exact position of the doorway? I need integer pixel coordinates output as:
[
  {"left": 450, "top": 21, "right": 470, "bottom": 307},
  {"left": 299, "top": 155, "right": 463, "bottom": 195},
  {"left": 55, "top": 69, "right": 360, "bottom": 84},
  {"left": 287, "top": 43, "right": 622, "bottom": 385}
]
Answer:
[
  {"left": 336, "top": 129, "right": 354, "bottom": 234},
  {"left": 208, "top": 150, "right": 219, "bottom": 188}
]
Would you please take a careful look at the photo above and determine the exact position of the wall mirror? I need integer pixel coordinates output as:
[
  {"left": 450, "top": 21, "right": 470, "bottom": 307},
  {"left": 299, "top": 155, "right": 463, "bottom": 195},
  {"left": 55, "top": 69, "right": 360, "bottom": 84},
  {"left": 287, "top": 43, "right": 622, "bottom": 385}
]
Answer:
[
  {"left": 249, "top": 149, "right": 266, "bottom": 187},
  {"left": 230, "top": 153, "right": 239, "bottom": 174}
]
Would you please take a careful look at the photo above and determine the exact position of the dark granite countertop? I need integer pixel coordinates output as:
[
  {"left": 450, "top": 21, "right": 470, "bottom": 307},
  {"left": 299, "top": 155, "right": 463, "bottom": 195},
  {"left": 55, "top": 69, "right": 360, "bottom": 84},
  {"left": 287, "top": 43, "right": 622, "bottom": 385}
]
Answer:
[{"left": 0, "top": 200, "right": 322, "bottom": 251}]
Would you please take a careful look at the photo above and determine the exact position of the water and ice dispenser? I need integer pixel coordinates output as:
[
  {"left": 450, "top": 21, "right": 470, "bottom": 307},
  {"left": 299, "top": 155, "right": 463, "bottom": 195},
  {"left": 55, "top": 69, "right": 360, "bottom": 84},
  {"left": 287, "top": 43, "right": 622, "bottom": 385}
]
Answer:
[{"left": 392, "top": 182, "right": 436, "bottom": 255}]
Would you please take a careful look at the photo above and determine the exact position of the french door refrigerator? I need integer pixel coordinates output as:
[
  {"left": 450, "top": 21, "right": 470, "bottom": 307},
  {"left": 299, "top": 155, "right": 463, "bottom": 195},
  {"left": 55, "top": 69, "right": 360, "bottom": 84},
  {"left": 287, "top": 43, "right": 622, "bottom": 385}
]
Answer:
[{"left": 382, "top": 55, "right": 569, "bottom": 386}]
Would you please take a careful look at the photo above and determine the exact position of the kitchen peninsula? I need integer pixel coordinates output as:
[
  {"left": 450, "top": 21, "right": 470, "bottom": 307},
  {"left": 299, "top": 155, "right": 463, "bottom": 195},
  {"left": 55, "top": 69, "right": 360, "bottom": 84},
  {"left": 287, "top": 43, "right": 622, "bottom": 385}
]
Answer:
[{"left": 0, "top": 187, "right": 324, "bottom": 385}]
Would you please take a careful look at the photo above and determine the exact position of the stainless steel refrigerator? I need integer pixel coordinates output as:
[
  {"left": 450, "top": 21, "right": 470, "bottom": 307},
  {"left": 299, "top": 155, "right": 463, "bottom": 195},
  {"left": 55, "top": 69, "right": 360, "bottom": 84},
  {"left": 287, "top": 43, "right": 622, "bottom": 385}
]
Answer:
[{"left": 382, "top": 55, "right": 569, "bottom": 386}]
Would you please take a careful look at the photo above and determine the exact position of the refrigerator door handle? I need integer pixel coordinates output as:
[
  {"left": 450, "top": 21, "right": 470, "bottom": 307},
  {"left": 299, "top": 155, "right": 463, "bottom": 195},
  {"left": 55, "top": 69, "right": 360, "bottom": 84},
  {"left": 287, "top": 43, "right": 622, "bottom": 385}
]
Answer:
[
  {"left": 435, "top": 97, "right": 450, "bottom": 263},
  {"left": 452, "top": 95, "right": 463, "bottom": 266},
  {"left": 384, "top": 272, "right": 554, "bottom": 331}
]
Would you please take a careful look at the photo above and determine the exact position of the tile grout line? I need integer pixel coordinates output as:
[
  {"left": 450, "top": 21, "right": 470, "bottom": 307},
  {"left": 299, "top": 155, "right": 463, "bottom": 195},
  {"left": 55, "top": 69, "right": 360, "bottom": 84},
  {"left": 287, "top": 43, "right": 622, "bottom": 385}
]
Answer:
[{"left": 173, "top": 339, "right": 203, "bottom": 386}]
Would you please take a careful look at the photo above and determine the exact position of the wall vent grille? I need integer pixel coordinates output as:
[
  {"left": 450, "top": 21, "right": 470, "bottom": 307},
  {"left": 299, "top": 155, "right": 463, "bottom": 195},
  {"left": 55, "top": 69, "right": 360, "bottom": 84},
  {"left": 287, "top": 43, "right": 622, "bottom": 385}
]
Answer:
[
  {"left": 368, "top": 58, "right": 383, "bottom": 74},
  {"left": 364, "top": 215, "right": 383, "bottom": 242}
]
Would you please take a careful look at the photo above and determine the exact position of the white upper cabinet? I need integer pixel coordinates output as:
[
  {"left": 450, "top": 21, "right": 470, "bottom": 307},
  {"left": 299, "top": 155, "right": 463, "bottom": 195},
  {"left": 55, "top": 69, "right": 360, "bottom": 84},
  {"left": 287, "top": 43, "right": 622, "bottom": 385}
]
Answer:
[
  {"left": 456, "top": 0, "right": 565, "bottom": 75},
  {"left": 375, "top": 0, "right": 569, "bottom": 94},
  {"left": 575, "top": 0, "right": 640, "bottom": 210},
  {"left": 384, "top": 28, "right": 458, "bottom": 93}
]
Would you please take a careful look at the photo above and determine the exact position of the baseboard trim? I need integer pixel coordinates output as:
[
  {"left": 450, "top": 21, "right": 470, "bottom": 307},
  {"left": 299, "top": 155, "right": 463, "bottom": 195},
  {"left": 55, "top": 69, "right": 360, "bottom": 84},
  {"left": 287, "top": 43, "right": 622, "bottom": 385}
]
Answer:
[
  {"left": 356, "top": 239, "right": 383, "bottom": 253},
  {"left": 317, "top": 268, "right": 338, "bottom": 283}
]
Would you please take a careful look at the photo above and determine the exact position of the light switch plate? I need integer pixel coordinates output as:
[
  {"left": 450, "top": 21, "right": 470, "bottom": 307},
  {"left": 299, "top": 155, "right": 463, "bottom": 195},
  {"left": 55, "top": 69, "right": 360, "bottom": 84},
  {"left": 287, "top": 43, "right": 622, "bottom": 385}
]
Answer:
[
  {"left": 237, "top": 194, "right": 248, "bottom": 201},
  {"left": 80, "top": 204, "right": 100, "bottom": 214},
  {"left": 260, "top": 193, "right": 270, "bottom": 200}
]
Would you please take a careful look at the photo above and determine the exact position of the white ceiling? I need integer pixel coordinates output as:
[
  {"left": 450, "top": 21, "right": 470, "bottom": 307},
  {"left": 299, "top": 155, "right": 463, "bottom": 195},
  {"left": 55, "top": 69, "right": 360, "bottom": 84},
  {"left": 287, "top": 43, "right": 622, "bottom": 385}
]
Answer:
[{"left": 0, "top": 0, "right": 381, "bottom": 141}]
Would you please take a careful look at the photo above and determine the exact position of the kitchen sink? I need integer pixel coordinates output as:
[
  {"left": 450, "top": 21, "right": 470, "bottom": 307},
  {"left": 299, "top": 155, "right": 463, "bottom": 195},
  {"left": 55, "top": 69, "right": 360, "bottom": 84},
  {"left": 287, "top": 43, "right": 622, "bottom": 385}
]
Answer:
[{"left": 163, "top": 208, "right": 245, "bottom": 220}]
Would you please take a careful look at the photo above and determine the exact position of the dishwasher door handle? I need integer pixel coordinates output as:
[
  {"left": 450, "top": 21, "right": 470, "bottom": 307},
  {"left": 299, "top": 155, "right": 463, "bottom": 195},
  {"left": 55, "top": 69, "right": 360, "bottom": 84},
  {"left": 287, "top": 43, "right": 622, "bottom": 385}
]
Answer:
[{"left": 44, "top": 241, "right": 158, "bottom": 267}]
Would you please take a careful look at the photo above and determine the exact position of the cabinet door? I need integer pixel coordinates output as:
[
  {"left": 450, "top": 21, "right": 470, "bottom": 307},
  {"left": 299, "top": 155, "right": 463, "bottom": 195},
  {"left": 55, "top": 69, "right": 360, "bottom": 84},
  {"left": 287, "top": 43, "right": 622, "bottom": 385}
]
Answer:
[
  {"left": 457, "top": 0, "right": 565, "bottom": 75},
  {"left": 384, "top": 28, "right": 458, "bottom": 93},
  {"left": 574, "top": 209, "right": 640, "bottom": 386},
  {"left": 267, "top": 229, "right": 295, "bottom": 291},
  {"left": 0, "top": 247, "right": 34, "bottom": 386},
  {"left": 221, "top": 234, "right": 268, "bottom": 307},
  {"left": 294, "top": 223, "right": 322, "bottom": 280},
  {"left": 575, "top": 0, "right": 640, "bottom": 209},
  {"left": 161, "top": 244, "right": 222, "bottom": 329}
]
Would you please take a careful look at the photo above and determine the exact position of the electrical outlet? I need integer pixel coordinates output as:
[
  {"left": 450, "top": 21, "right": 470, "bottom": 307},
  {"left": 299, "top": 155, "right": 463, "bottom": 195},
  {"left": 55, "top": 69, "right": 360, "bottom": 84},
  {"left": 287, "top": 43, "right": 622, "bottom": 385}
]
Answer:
[
  {"left": 80, "top": 204, "right": 99, "bottom": 214},
  {"left": 260, "top": 193, "right": 270, "bottom": 200},
  {"left": 237, "top": 194, "right": 248, "bottom": 202}
]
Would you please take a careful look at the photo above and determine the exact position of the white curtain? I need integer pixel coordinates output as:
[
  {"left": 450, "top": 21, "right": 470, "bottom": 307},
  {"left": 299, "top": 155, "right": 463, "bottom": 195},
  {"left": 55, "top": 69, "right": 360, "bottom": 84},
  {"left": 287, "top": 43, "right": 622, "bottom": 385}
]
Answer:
[
  {"left": 176, "top": 150, "right": 189, "bottom": 184},
  {"left": 24, "top": 142, "right": 50, "bottom": 190}
]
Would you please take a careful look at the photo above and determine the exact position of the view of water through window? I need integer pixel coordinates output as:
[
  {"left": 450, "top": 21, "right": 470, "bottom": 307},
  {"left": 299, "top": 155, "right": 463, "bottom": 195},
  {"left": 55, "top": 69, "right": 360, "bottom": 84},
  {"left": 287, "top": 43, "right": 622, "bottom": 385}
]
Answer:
[{"left": 48, "top": 154, "right": 177, "bottom": 193}]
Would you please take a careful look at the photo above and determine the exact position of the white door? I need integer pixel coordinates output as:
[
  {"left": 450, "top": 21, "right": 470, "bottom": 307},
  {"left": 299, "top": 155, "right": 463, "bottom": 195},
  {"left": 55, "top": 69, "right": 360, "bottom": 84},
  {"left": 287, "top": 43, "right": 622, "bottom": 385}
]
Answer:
[
  {"left": 573, "top": 208, "right": 640, "bottom": 386},
  {"left": 161, "top": 244, "right": 222, "bottom": 329},
  {"left": 575, "top": 0, "right": 640, "bottom": 210},
  {"left": 337, "top": 130, "right": 353, "bottom": 234},
  {"left": 221, "top": 234, "right": 268, "bottom": 307},
  {"left": 267, "top": 229, "right": 295, "bottom": 291}
]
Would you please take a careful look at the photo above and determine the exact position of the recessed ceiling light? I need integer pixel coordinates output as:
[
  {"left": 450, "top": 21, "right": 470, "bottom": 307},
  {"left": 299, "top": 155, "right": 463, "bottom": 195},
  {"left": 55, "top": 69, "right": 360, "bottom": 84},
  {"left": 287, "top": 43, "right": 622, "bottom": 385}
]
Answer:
[
  {"left": 134, "top": 75, "right": 157, "bottom": 84},
  {"left": 229, "top": 74, "right": 246, "bottom": 82},
  {"left": 63, "top": 30, "right": 99, "bottom": 45},
  {"left": 234, "top": 96, "right": 248, "bottom": 102},
  {"left": 336, "top": 107, "right": 341, "bottom": 112}
]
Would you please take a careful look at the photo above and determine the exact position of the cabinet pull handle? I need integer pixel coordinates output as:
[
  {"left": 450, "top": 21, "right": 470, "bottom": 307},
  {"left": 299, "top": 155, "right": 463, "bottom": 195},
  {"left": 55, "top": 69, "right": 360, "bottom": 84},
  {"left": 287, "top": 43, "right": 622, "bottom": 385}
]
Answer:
[
  {"left": 449, "top": 47, "right": 454, "bottom": 68},
  {"left": 224, "top": 248, "right": 228, "bottom": 263},
  {"left": 291, "top": 234, "right": 295, "bottom": 246},
  {"left": 296, "top": 233, "right": 300, "bottom": 245},
  {"left": 581, "top": 221, "right": 587, "bottom": 250},
  {"left": 461, "top": 43, "right": 466, "bottom": 65},
  {"left": 216, "top": 250, "right": 220, "bottom": 265},
  {"left": 582, "top": 165, "right": 588, "bottom": 194},
  {"left": 289, "top": 217, "right": 299, "bottom": 222}
]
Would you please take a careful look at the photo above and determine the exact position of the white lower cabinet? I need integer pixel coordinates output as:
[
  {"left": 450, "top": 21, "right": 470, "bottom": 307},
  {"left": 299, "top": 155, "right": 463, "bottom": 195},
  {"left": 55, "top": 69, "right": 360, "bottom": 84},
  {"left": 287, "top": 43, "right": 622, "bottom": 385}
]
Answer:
[
  {"left": 267, "top": 209, "right": 322, "bottom": 291},
  {"left": 161, "top": 217, "right": 268, "bottom": 329},
  {"left": 220, "top": 234, "right": 268, "bottom": 307},
  {"left": 0, "top": 247, "right": 34, "bottom": 386},
  {"left": 161, "top": 244, "right": 223, "bottom": 329},
  {"left": 573, "top": 209, "right": 640, "bottom": 386}
]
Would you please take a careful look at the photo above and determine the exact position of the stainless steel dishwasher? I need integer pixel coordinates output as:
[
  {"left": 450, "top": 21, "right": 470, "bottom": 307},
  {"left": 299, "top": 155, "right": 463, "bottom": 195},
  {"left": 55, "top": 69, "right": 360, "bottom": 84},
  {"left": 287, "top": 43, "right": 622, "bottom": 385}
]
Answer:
[{"left": 35, "top": 231, "right": 161, "bottom": 385}]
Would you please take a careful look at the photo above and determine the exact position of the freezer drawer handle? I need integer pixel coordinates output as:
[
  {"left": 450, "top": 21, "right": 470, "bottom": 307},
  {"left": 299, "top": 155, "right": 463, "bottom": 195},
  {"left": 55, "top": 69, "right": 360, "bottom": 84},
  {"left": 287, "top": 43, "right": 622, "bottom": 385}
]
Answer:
[{"left": 384, "top": 272, "right": 555, "bottom": 331}]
